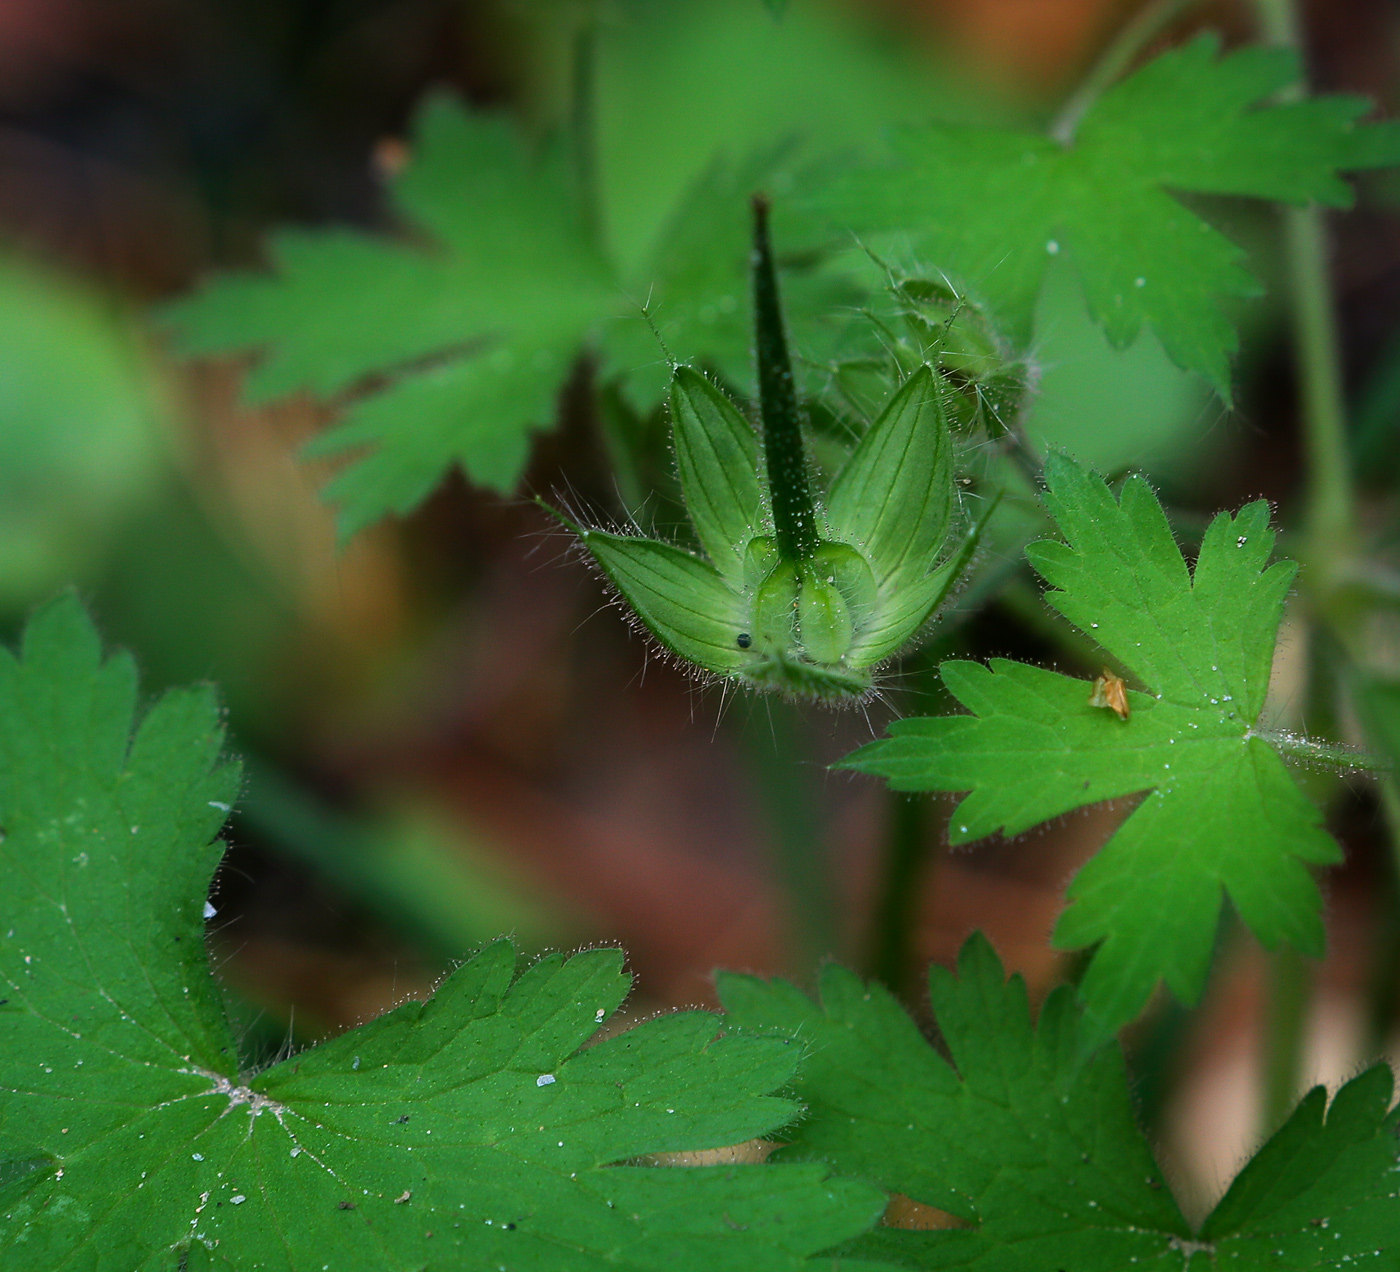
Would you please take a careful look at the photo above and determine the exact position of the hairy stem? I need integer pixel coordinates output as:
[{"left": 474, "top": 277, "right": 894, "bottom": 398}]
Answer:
[
  {"left": 1255, "top": 730, "right": 1387, "bottom": 771},
  {"left": 1050, "top": 0, "right": 1200, "bottom": 144},
  {"left": 752, "top": 194, "right": 819, "bottom": 561}
]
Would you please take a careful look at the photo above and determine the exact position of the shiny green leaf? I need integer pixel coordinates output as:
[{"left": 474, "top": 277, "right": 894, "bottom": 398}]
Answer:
[
  {"left": 0, "top": 595, "right": 890, "bottom": 1270},
  {"left": 719, "top": 933, "right": 1400, "bottom": 1270},
  {"left": 822, "top": 35, "right": 1400, "bottom": 391}
]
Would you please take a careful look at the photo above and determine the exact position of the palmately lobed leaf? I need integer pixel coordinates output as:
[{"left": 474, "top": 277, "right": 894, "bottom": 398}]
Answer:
[
  {"left": 820, "top": 33, "right": 1400, "bottom": 391},
  {"left": 719, "top": 933, "right": 1400, "bottom": 1271},
  {"left": 844, "top": 455, "right": 1340, "bottom": 1042},
  {"left": 0, "top": 595, "right": 889, "bottom": 1269}
]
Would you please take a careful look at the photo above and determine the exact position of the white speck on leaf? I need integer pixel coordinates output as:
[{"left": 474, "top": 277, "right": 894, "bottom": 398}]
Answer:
[{"left": 536, "top": 1074, "right": 556, "bottom": 1087}]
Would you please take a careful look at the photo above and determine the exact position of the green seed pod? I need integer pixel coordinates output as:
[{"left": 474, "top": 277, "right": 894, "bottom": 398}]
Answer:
[
  {"left": 752, "top": 558, "right": 800, "bottom": 654},
  {"left": 829, "top": 269, "right": 1033, "bottom": 440},
  {"left": 797, "top": 563, "right": 854, "bottom": 664},
  {"left": 552, "top": 199, "right": 986, "bottom": 701}
]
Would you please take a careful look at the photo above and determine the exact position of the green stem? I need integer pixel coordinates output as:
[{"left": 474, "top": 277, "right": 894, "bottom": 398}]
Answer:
[
  {"left": 1249, "top": 0, "right": 1360, "bottom": 1137},
  {"left": 743, "top": 700, "right": 837, "bottom": 972},
  {"left": 752, "top": 194, "right": 819, "bottom": 561},
  {"left": 866, "top": 793, "right": 932, "bottom": 995},
  {"left": 1284, "top": 204, "right": 1355, "bottom": 561},
  {"left": 1254, "top": 0, "right": 1356, "bottom": 570},
  {"left": 1050, "top": 0, "right": 1199, "bottom": 144},
  {"left": 864, "top": 649, "right": 947, "bottom": 995},
  {"left": 1260, "top": 946, "right": 1311, "bottom": 1135}
]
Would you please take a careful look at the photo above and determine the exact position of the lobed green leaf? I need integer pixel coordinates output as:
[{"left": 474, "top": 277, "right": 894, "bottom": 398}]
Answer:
[
  {"left": 0, "top": 595, "right": 890, "bottom": 1269},
  {"left": 843, "top": 456, "right": 1340, "bottom": 1042},
  {"left": 720, "top": 933, "right": 1400, "bottom": 1271}
]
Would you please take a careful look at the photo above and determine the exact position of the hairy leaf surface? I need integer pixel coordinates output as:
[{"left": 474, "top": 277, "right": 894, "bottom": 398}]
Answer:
[
  {"left": 719, "top": 934, "right": 1400, "bottom": 1270},
  {"left": 0, "top": 595, "right": 886, "bottom": 1269},
  {"left": 843, "top": 454, "right": 1339, "bottom": 1041}
]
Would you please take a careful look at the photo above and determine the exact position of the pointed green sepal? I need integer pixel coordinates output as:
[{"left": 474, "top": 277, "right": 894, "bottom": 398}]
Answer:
[
  {"left": 560, "top": 213, "right": 979, "bottom": 701},
  {"left": 845, "top": 495, "right": 991, "bottom": 669},
  {"left": 669, "top": 367, "right": 766, "bottom": 587},
  {"left": 825, "top": 364, "right": 954, "bottom": 593},
  {"left": 577, "top": 529, "right": 750, "bottom": 675}
]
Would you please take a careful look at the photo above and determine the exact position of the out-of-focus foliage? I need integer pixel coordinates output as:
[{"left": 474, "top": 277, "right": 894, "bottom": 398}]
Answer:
[
  {"left": 0, "top": 256, "right": 166, "bottom": 607},
  {"left": 163, "top": 0, "right": 964, "bottom": 538},
  {"left": 1024, "top": 257, "right": 1211, "bottom": 477},
  {"left": 821, "top": 35, "right": 1400, "bottom": 392}
]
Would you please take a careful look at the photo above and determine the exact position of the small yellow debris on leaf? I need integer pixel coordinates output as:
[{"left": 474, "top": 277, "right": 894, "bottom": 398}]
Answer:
[{"left": 1089, "top": 668, "right": 1130, "bottom": 720}]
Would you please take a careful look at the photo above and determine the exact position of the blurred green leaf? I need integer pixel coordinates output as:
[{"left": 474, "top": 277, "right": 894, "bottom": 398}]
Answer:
[
  {"left": 821, "top": 35, "right": 1400, "bottom": 393},
  {"left": 161, "top": 0, "right": 964, "bottom": 538},
  {"left": 0, "top": 256, "right": 165, "bottom": 605},
  {"left": 1025, "top": 255, "right": 1211, "bottom": 476},
  {"left": 236, "top": 762, "right": 578, "bottom": 958}
]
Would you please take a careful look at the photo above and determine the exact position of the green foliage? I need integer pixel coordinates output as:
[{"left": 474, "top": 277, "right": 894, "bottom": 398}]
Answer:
[
  {"left": 0, "top": 256, "right": 165, "bottom": 606},
  {"left": 719, "top": 934, "right": 1400, "bottom": 1270},
  {"left": 161, "top": 17, "right": 1400, "bottom": 540},
  {"left": 164, "top": 96, "right": 858, "bottom": 540},
  {"left": 822, "top": 34, "right": 1400, "bottom": 392},
  {"left": 0, "top": 595, "right": 890, "bottom": 1269},
  {"left": 165, "top": 101, "right": 610, "bottom": 538},
  {"left": 843, "top": 454, "right": 1342, "bottom": 1041}
]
